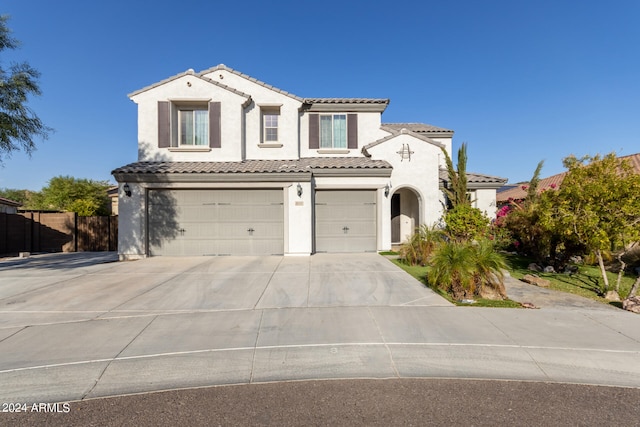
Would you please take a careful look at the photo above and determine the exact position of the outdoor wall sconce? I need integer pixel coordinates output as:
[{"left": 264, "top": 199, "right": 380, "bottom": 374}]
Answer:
[
  {"left": 297, "top": 183, "right": 303, "bottom": 198},
  {"left": 123, "top": 183, "right": 132, "bottom": 197},
  {"left": 384, "top": 183, "right": 390, "bottom": 198}
]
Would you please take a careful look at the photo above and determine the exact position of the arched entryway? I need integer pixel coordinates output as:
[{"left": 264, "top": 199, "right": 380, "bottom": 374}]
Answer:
[{"left": 391, "top": 187, "right": 420, "bottom": 244}]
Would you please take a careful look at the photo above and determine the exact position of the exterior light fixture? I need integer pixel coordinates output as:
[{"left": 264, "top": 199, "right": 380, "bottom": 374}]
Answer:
[
  {"left": 123, "top": 183, "right": 132, "bottom": 197},
  {"left": 297, "top": 183, "right": 303, "bottom": 197},
  {"left": 384, "top": 184, "right": 390, "bottom": 198}
]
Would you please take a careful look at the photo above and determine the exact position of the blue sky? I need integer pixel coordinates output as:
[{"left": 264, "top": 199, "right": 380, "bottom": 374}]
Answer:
[{"left": 2, "top": 0, "right": 639, "bottom": 191}]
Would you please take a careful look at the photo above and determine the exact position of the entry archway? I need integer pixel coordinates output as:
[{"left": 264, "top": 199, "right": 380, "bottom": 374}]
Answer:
[{"left": 390, "top": 187, "right": 420, "bottom": 244}]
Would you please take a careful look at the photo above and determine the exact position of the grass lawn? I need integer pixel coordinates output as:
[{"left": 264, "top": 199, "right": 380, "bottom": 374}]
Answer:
[
  {"left": 390, "top": 258, "right": 522, "bottom": 308},
  {"left": 504, "top": 253, "right": 638, "bottom": 306}
]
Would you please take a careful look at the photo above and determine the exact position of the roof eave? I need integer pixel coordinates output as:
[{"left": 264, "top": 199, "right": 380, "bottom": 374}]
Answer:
[
  {"left": 113, "top": 172, "right": 313, "bottom": 183},
  {"left": 301, "top": 99, "right": 389, "bottom": 113}
]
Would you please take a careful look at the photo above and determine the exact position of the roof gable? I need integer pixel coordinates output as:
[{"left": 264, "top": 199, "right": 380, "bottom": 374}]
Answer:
[
  {"left": 198, "top": 64, "right": 304, "bottom": 102},
  {"left": 362, "top": 125, "right": 445, "bottom": 156},
  {"left": 128, "top": 68, "right": 252, "bottom": 102}
]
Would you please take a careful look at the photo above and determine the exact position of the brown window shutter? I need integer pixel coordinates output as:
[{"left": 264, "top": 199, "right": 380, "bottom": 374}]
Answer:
[
  {"left": 347, "top": 114, "right": 358, "bottom": 149},
  {"left": 309, "top": 114, "right": 319, "bottom": 149},
  {"left": 157, "top": 101, "right": 170, "bottom": 148},
  {"left": 209, "top": 102, "right": 221, "bottom": 148}
]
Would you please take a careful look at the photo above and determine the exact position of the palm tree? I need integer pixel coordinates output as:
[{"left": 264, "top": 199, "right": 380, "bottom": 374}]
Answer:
[
  {"left": 428, "top": 239, "right": 507, "bottom": 300},
  {"left": 472, "top": 239, "right": 508, "bottom": 299},
  {"left": 428, "top": 241, "right": 476, "bottom": 299}
]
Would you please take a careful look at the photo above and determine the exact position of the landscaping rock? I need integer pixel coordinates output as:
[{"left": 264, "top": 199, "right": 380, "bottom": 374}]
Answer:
[
  {"left": 528, "top": 263, "right": 543, "bottom": 272},
  {"left": 563, "top": 265, "right": 579, "bottom": 274},
  {"left": 479, "top": 281, "right": 507, "bottom": 300},
  {"left": 543, "top": 266, "right": 556, "bottom": 273},
  {"left": 604, "top": 290, "right": 620, "bottom": 302},
  {"left": 622, "top": 296, "right": 640, "bottom": 314},
  {"left": 521, "top": 274, "right": 550, "bottom": 288}
]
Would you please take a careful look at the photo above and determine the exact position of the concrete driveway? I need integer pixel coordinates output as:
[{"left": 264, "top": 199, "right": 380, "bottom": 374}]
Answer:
[{"left": 0, "top": 252, "right": 639, "bottom": 404}]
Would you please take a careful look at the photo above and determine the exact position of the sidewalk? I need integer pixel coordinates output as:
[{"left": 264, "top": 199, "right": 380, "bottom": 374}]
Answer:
[{"left": 0, "top": 253, "right": 639, "bottom": 405}]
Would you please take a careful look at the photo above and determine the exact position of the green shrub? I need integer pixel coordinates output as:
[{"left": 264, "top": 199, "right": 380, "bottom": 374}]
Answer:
[
  {"left": 398, "top": 224, "right": 445, "bottom": 266},
  {"left": 428, "top": 239, "right": 507, "bottom": 300},
  {"left": 444, "top": 204, "right": 490, "bottom": 242}
]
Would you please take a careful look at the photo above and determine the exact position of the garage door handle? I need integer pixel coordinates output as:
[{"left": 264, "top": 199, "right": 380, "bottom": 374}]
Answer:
[
  {"left": 342, "top": 226, "right": 349, "bottom": 234},
  {"left": 247, "top": 227, "right": 255, "bottom": 235}
]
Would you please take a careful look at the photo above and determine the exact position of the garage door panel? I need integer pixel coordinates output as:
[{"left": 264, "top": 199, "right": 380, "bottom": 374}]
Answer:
[
  {"left": 148, "top": 189, "right": 283, "bottom": 256},
  {"left": 315, "top": 190, "right": 377, "bottom": 253}
]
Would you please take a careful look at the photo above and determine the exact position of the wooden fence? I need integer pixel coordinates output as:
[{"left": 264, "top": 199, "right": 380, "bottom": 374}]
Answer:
[{"left": 0, "top": 212, "right": 117, "bottom": 256}]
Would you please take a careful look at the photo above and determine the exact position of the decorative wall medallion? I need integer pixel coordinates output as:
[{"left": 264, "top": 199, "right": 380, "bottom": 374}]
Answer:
[{"left": 396, "top": 144, "right": 414, "bottom": 161}]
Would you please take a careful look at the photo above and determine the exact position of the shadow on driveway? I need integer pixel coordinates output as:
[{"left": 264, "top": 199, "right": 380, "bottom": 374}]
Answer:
[{"left": 0, "top": 252, "right": 119, "bottom": 271}]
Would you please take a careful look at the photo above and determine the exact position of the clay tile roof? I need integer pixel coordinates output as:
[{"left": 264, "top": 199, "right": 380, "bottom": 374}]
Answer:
[
  {"left": 303, "top": 98, "right": 390, "bottom": 105},
  {"left": 112, "top": 158, "right": 392, "bottom": 175},
  {"left": 438, "top": 169, "right": 507, "bottom": 186},
  {"left": 198, "top": 64, "right": 304, "bottom": 102},
  {"left": 382, "top": 123, "right": 454, "bottom": 134}
]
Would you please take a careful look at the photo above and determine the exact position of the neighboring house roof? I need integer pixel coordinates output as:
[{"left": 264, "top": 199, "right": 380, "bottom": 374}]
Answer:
[
  {"left": 439, "top": 168, "right": 508, "bottom": 189},
  {"left": 112, "top": 158, "right": 392, "bottom": 177},
  {"left": 497, "top": 173, "right": 566, "bottom": 202},
  {"left": 496, "top": 152, "right": 640, "bottom": 203},
  {"left": 0, "top": 197, "right": 22, "bottom": 207}
]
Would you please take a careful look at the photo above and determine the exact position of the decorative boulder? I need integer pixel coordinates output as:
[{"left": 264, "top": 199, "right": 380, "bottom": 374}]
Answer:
[
  {"left": 479, "top": 282, "right": 507, "bottom": 300},
  {"left": 622, "top": 296, "right": 640, "bottom": 314},
  {"left": 528, "top": 263, "right": 543, "bottom": 272},
  {"left": 543, "top": 266, "right": 556, "bottom": 273},
  {"left": 521, "top": 274, "right": 551, "bottom": 288},
  {"left": 564, "top": 265, "right": 579, "bottom": 274}
]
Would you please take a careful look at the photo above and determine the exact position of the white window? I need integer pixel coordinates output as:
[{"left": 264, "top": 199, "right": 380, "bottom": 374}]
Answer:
[
  {"left": 179, "top": 108, "right": 208, "bottom": 146},
  {"left": 263, "top": 112, "right": 279, "bottom": 142},
  {"left": 320, "top": 114, "right": 347, "bottom": 149}
]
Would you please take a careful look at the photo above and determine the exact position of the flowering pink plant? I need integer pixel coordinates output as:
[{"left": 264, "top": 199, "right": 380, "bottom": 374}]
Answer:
[{"left": 496, "top": 205, "right": 511, "bottom": 218}]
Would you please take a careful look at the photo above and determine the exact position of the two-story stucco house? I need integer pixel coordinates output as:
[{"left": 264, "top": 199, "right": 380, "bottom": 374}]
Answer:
[{"left": 112, "top": 65, "right": 505, "bottom": 259}]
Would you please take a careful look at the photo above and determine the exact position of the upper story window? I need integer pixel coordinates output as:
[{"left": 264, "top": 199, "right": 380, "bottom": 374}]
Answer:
[
  {"left": 157, "top": 100, "right": 221, "bottom": 150},
  {"left": 261, "top": 107, "right": 280, "bottom": 143},
  {"left": 260, "top": 104, "right": 282, "bottom": 147},
  {"left": 319, "top": 114, "right": 347, "bottom": 149},
  {"left": 179, "top": 108, "right": 208, "bottom": 146}
]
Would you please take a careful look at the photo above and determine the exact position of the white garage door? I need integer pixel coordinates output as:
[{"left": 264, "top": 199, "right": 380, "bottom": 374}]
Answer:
[
  {"left": 148, "top": 189, "right": 284, "bottom": 256},
  {"left": 315, "top": 190, "right": 377, "bottom": 253}
]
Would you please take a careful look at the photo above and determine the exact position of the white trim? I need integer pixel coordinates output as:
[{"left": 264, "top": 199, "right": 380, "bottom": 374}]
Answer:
[
  {"left": 168, "top": 147, "right": 211, "bottom": 152},
  {"left": 317, "top": 149, "right": 350, "bottom": 154}
]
